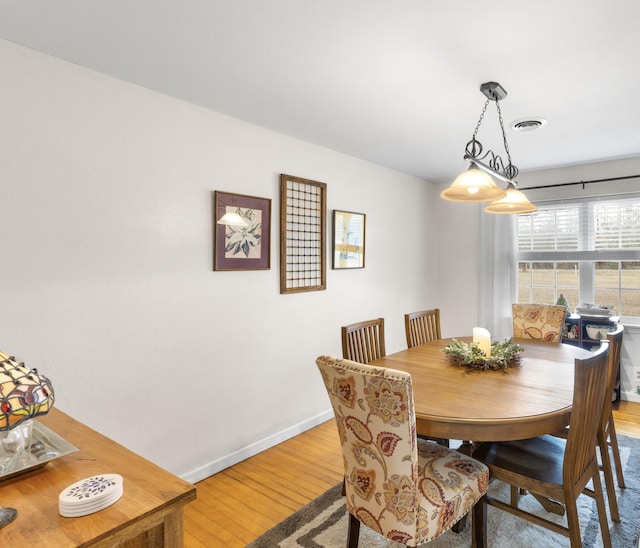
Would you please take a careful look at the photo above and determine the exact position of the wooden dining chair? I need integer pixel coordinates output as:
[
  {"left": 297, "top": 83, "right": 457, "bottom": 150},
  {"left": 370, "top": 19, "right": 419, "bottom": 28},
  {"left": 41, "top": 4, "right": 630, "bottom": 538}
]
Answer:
[
  {"left": 603, "top": 325, "right": 626, "bottom": 491},
  {"left": 595, "top": 324, "right": 626, "bottom": 522},
  {"left": 404, "top": 308, "right": 449, "bottom": 447},
  {"left": 512, "top": 303, "right": 567, "bottom": 342},
  {"left": 316, "top": 355, "right": 489, "bottom": 547},
  {"left": 341, "top": 317, "right": 385, "bottom": 364},
  {"left": 404, "top": 308, "right": 441, "bottom": 348},
  {"left": 551, "top": 324, "right": 625, "bottom": 522},
  {"left": 471, "top": 344, "right": 611, "bottom": 547}
]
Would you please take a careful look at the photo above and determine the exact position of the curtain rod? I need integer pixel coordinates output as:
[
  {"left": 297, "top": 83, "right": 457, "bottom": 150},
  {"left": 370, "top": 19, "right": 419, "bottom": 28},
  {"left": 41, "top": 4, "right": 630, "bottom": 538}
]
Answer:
[{"left": 522, "top": 174, "right": 640, "bottom": 191}]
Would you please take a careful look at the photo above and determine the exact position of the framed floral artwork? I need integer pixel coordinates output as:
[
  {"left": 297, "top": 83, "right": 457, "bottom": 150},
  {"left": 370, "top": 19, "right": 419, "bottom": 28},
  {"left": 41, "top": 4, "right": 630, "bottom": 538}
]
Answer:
[
  {"left": 332, "top": 210, "right": 365, "bottom": 269},
  {"left": 214, "top": 191, "right": 271, "bottom": 271}
]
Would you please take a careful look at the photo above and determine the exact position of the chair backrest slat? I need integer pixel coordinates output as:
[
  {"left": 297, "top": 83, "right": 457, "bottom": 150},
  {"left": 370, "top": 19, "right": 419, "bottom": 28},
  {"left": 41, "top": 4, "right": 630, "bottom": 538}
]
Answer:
[
  {"left": 405, "top": 309, "right": 441, "bottom": 348},
  {"left": 342, "top": 318, "right": 385, "bottom": 363}
]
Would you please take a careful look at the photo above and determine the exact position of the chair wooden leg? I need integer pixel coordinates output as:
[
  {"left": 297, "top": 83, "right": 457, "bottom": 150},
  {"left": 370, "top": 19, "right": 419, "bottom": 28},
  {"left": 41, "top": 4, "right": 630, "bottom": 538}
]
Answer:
[
  {"left": 607, "top": 417, "right": 626, "bottom": 488},
  {"left": 452, "top": 515, "right": 467, "bottom": 533},
  {"left": 472, "top": 494, "right": 487, "bottom": 548},
  {"left": 450, "top": 439, "right": 472, "bottom": 533},
  {"left": 510, "top": 485, "right": 519, "bottom": 507},
  {"left": 591, "top": 467, "right": 613, "bottom": 548},
  {"left": 347, "top": 512, "right": 360, "bottom": 548},
  {"left": 598, "top": 431, "right": 620, "bottom": 522},
  {"left": 564, "top": 495, "right": 582, "bottom": 548}
]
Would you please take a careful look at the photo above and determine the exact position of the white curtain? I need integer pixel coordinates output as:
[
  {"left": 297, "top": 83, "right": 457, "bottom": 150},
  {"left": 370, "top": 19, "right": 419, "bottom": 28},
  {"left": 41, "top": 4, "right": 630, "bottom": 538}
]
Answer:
[{"left": 478, "top": 213, "right": 517, "bottom": 339}]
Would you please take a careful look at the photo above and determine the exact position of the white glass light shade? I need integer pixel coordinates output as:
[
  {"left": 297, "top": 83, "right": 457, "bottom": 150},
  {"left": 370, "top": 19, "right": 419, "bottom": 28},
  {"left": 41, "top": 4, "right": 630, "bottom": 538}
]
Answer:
[
  {"left": 440, "top": 165, "right": 507, "bottom": 203},
  {"left": 484, "top": 183, "right": 537, "bottom": 214},
  {"left": 217, "top": 212, "right": 249, "bottom": 227}
]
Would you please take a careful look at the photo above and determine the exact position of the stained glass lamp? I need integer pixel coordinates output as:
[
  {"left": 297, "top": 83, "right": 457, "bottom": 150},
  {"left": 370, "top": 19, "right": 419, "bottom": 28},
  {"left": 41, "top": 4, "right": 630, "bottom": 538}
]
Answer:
[
  {"left": 0, "top": 352, "right": 55, "bottom": 527},
  {"left": 0, "top": 352, "right": 55, "bottom": 431}
]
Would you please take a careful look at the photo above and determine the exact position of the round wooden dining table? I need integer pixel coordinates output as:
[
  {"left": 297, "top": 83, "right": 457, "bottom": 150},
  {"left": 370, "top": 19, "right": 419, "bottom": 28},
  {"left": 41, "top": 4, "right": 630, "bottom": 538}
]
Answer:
[{"left": 371, "top": 337, "right": 593, "bottom": 442}]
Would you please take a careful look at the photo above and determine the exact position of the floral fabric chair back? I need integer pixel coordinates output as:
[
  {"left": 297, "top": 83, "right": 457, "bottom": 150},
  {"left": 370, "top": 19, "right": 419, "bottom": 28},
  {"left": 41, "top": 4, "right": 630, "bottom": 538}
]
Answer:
[
  {"left": 316, "top": 355, "right": 488, "bottom": 546},
  {"left": 512, "top": 303, "right": 566, "bottom": 342}
]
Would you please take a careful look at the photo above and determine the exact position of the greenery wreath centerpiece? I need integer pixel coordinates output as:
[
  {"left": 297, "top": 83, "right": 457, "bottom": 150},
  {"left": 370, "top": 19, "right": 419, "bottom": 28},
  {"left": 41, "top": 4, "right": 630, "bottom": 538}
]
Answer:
[{"left": 441, "top": 338, "right": 524, "bottom": 371}]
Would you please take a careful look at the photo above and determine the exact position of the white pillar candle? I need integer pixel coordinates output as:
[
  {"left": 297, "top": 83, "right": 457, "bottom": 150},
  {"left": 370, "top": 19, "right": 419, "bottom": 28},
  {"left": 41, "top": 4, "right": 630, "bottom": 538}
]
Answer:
[{"left": 473, "top": 327, "right": 492, "bottom": 358}]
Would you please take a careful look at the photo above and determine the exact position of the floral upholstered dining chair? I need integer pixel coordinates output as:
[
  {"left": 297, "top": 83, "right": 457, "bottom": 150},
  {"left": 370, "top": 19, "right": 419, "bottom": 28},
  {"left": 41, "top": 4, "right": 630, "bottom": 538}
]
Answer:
[
  {"left": 316, "top": 355, "right": 489, "bottom": 547},
  {"left": 512, "top": 303, "right": 567, "bottom": 342}
]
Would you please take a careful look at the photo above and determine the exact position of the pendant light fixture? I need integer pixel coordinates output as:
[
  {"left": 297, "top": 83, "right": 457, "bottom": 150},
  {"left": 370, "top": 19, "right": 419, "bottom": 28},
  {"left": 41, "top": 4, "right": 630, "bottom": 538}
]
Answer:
[
  {"left": 484, "top": 182, "right": 537, "bottom": 214},
  {"left": 440, "top": 82, "right": 536, "bottom": 214}
]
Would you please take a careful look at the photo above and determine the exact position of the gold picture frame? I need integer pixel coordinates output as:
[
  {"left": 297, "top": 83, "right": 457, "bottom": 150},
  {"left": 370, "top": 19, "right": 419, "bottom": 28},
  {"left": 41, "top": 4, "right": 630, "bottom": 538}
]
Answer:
[{"left": 332, "top": 210, "right": 365, "bottom": 269}]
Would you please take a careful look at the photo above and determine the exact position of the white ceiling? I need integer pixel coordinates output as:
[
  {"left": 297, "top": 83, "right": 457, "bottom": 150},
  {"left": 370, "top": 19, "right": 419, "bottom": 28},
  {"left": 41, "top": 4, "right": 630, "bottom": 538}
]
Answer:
[{"left": 1, "top": 0, "right": 639, "bottom": 185}]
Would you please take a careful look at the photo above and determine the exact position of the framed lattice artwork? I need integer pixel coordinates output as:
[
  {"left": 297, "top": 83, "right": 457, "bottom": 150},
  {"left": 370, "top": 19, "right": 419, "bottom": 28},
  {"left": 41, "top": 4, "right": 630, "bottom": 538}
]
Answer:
[
  {"left": 213, "top": 191, "right": 271, "bottom": 271},
  {"left": 279, "top": 174, "right": 327, "bottom": 294}
]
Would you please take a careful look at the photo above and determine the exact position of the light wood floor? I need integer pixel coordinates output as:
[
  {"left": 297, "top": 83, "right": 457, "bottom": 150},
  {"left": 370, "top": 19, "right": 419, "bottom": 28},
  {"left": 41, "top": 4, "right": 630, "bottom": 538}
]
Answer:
[{"left": 183, "top": 400, "right": 640, "bottom": 547}]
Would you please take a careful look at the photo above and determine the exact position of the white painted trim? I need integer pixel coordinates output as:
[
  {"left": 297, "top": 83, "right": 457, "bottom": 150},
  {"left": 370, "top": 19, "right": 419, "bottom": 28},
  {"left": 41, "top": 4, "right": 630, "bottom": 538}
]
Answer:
[
  {"left": 619, "top": 321, "right": 640, "bottom": 402},
  {"left": 181, "top": 409, "right": 334, "bottom": 484},
  {"left": 621, "top": 390, "right": 640, "bottom": 403}
]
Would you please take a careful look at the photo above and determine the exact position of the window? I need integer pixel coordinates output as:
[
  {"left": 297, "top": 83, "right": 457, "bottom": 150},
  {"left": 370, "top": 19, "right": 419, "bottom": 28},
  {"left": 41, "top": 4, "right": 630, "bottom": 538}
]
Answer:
[
  {"left": 517, "top": 195, "right": 640, "bottom": 317},
  {"left": 594, "top": 261, "right": 640, "bottom": 316},
  {"left": 517, "top": 261, "right": 579, "bottom": 306}
]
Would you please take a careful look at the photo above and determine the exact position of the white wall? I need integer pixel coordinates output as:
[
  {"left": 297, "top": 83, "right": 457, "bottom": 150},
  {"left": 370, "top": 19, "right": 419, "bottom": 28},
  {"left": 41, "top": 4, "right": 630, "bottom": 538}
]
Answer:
[
  {"left": 435, "top": 199, "right": 483, "bottom": 337},
  {"left": 0, "top": 39, "right": 439, "bottom": 482}
]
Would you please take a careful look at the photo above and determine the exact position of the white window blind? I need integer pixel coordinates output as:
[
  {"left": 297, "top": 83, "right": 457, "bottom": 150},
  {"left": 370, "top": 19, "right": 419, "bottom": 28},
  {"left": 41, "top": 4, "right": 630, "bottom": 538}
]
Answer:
[
  {"left": 518, "top": 194, "right": 640, "bottom": 261},
  {"left": 518, "top": 206, "right": 579, "bottom": 251},
  {"left": 594, "top": 200, "right": 640, "bottom": 250}
]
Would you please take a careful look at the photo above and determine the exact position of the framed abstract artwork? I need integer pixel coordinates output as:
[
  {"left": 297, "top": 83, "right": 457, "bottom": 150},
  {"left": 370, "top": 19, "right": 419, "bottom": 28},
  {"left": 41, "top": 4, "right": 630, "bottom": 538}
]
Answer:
[
  {"left": 213, "top": 191, "right": 271, "bottom": 271},
  {"left": 332, "top": 210, "right": 365, "bottom": 269},
  {"left": 279, "top": 174, "right": 327, "bottom": 293}
]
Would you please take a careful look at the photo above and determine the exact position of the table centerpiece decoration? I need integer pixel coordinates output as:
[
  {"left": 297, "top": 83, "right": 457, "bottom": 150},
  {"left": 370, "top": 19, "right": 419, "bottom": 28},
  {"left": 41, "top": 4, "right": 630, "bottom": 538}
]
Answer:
[{"left": 441, "top": 338, "right": 524, "bottom": 371}]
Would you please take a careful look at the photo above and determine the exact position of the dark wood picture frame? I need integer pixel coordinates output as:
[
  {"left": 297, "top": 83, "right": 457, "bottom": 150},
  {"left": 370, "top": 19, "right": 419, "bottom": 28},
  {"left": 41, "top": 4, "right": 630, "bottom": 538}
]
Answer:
[
  {"left": 279, "top": 174, "right": 327, "bottom": 294},
  {"left": 214, "top": 191, "right": 271, "bottom": 271},
  {"left": 332, "top": 210, "right": 366, "bottom": 269}
]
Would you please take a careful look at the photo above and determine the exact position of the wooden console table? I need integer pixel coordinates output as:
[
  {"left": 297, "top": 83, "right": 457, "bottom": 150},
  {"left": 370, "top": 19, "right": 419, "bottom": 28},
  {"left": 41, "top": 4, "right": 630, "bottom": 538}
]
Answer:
[{"left": 0, "top": 408, "right": 196, "bottom": 547}]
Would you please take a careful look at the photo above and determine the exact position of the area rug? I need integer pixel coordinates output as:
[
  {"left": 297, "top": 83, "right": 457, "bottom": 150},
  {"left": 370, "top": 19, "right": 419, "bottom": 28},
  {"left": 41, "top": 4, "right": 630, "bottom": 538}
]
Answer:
[{"left": 247, "top": 436, "right": 640, "bottom": 547}]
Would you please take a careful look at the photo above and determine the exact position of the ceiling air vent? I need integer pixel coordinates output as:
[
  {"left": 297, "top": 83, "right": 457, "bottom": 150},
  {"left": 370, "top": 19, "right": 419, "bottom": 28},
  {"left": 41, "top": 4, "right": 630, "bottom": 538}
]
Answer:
[{"left": 511, "top": 117, "right": 547, "bottom": 132}]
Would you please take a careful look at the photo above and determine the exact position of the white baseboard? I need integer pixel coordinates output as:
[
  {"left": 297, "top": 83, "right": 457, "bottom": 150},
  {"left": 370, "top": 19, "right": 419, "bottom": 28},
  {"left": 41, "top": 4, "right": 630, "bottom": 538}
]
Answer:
[
  {"left": 181, "top": 409, "right": 334, "bottom": 484},
  {"left": 621, "top": 390, "right": 640, "bottom": 403}
]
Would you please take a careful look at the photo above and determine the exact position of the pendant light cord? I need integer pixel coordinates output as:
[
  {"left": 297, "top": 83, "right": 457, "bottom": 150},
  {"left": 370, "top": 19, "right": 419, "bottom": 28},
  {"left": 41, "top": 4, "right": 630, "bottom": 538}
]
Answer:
[
  {"left": 495, "top": 99, "right": 517, "bottom": 179},
  {"left": 466, "top": 96, "right": 519, "bottom": 181}
]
